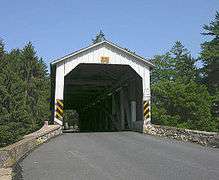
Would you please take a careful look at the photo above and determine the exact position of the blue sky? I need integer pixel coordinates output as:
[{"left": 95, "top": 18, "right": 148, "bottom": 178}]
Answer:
[{"left": 0, "top": 0, "right": 218, "bottom": 67}]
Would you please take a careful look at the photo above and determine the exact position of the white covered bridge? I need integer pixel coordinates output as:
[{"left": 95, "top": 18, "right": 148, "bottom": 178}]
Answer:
[{"left": 50, "top": 36, "right": 154, "bottom": 132}]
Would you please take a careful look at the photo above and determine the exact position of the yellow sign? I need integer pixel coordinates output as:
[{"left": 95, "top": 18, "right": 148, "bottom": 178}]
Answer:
[
  {"left": 143, "top": 101, "right": 150, "bottom": 119},
  {"left": 56, "top": 99, "right": 64, "bottom": 120},
  {"left": 101, "top": 56, "right": 109, "bottom": 64}
]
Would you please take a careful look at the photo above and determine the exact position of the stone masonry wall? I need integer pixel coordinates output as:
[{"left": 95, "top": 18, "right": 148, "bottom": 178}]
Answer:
[
  {"left": 0, "top": 124, "right": 62, "bottom": 169},
  {"left": 144, "top": 124, "right": 219, "bottom": 148}
]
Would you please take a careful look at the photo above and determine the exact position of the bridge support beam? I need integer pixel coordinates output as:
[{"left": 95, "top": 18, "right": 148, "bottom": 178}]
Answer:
[
  {"left": 119, "top": 89, "right": 125, "bottom": 130},
  {"left": 131, "top": 101, "right": 136, "bottom": 124}
]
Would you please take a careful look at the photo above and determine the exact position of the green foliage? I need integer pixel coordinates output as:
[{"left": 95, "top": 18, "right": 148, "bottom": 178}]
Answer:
[
  {"left": 151, "top": 41, "right": 197, "bottom": 84},
  {"left": 92, "top": 30, "right": 106, "bottom": 44},
  {"left": 171, "top": 41, "right": 197, "bottom": 82},
  {"left": 63, "top": 110, "right": 79, "bottom": 128},
  {"left": 0, "top": 123, "right": 26, "bottom": 147},
  {"left": 0, "top": 40, "right": 50, "bottom": 147},
  {"left": 152, "top": 80, "right": 216, "bottom": 131},
  {"left": 151, "top": 41, "right": 218, "bottom": 132},
  {"left": 200, "top": 11, "right": 219, "bottom": 128},
  {"left": 200, "top": 11, "right": 219, "bottom": 93}
]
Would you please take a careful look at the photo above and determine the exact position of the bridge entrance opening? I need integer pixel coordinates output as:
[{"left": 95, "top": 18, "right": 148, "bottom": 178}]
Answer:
[{"left": 63, "top": 63, "right": 143, "bottom": 132}]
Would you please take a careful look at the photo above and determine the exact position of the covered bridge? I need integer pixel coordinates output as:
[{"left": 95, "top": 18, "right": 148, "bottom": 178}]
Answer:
[{"left": 50, "top": 35, "right": 154, "bottom": 132}]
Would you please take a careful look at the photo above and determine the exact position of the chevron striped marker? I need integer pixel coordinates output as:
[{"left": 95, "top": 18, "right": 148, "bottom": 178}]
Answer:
[
  {"left": 143, "top": 100, "right": 150, "bottom": 119},
  {"left": 56, "top": 99, "right": 64, "bottom": 120}
]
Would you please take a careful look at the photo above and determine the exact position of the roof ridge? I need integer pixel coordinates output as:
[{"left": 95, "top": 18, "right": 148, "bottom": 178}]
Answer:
[{"left": 50, "top": 40, "right": 154, "bottom": 68}]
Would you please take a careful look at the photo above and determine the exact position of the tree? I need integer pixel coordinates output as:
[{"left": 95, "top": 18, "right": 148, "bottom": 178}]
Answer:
[
  {"left": 0, "top": 39, "right": 4, "bottom": 59},
  {"left": 0, "top": 42, "right": 29, "bottom": 146},
  {"left": 92, "top": 30, "right": 106, "bottom": 44},
  {"left": 151, "top": 41, "right": 197, "bottom": 84},
  {"left": 151, "top": 53, "right": 176, "bottom": 84},
  {"left": 200, "top": 12, "right": 219, "bottom": 127},
  {"left": 17, "top": 42, "right": 50, "bottom": 130},
  {"left": 171, "top": 41, "right": 197, "bottom": 82},
  {"left": 200, "top": 11, "right": 219, "bottom": 94},
  {"left": 152, "top": 79, "right": 216, "bottom": 131},
  {"left": 0, "top": 40, "right": 50, "bottom": 147},
  {"left": 151, "top": 42, "right": 218, "bottom": 132}
]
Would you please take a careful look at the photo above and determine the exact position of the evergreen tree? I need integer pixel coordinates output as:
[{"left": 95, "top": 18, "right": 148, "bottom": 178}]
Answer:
[
  {"left": 171, "top": 41, "right": 197, "bottom": 82},
  {"left": 0, "top": 42, "right": 29, "bottom": 146},
  {"left": 151, "top": 53, "right": 176, "bottom": 84},
  {"left": 152, "top": 79, "right": 215, "bottom": 131},
  {"left": 18, "top": 42, "right": 50, "bottom": 130},
  {"left": 151, "top": 42, "right": 218, "bottom": 132},
  {"left": 200, "top": 12, "right": 219, "bottom": 127},
  {"left": 0, "top": 39, "right": 4, "bottom": 58},
  {"left": 92, "top": 30, "right": 106, "bottom": 44},
  {"left": 0, "top": 40, "right": 50, "bottom": 147},
  {"left": 200, "top": 11, "right": 219, "bottom": 93},
  {"left": 151, "top": 41, "right": 197, "bottom": 84}
]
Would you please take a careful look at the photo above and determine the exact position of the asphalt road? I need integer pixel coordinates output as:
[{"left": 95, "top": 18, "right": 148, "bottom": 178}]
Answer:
[{"left": 18, "top": 132, "right": 219, "bottom": 180}]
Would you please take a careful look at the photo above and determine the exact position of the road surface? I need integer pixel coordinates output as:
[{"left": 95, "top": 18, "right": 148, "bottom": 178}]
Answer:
[{"left": 18, "top": 132, "right": 219, "bottom": 180}]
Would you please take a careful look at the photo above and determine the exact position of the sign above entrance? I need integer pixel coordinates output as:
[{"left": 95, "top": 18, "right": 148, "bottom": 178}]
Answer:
[{"left": 101, "top": 56, "right": 109, "bottom": 64}]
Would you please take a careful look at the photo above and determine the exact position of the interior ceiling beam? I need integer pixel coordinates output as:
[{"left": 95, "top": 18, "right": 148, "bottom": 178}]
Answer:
[
  {"left": 64, "top": 89, "right": 103, "bottom": 95},
  {"left": 65, "top": 79, "right": 114, "bottom": 86},
  {"left": 64, "top": 85, "right": 111, "bottom": 91},
  {"left": 64, "top": 94, "right": 101, "bottom": 99},
  {"left": 64, "top": 89, "right": 105, "bottom": 95}
]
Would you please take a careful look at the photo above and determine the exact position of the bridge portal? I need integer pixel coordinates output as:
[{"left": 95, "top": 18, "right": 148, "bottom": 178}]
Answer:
[{"left": 50, "top": 39, "right": 154, "bottom": 132}]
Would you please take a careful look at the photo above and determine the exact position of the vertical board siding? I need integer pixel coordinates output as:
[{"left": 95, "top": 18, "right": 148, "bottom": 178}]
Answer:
[
  {"left": 55, "top": 45, "right": 150, "bottom": 99},
  {"left": 54, "top": 44, "right": 151, "bottom": 124}
]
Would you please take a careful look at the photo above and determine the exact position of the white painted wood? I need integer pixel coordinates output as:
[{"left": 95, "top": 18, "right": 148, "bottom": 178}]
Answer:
[{"left": 53, "top": 42, "right": 152, "bottom": 125}]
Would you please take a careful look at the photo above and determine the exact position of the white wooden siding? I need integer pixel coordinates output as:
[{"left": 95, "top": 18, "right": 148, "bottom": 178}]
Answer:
[{"left": 54, "top": 43, "right": 151, "bottom": 124}]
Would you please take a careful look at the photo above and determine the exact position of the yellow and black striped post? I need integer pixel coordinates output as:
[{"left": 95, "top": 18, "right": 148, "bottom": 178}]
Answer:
[
  {"left": 56, "top": 99, "right": 64, "bottom": 120},
  {"left": 143, "top": 100, "right": 150, "bottom": 119}
]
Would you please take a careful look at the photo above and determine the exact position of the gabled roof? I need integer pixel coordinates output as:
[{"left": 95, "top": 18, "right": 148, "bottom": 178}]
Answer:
[{"left": 50, "top": 40, "right": 154, "bottom": 68}]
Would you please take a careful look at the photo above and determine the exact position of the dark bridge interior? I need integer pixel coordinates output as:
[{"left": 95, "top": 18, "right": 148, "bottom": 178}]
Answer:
[{"left": 64, "top": 63, "right": 143, "bottom": 132}]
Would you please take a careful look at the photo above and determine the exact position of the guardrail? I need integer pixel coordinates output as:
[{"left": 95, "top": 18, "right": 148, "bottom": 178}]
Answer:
[
  {"left": 144, "top": 124, "right": 219, "bottom": 148},
  {"left": 0, "top": 123, "right": 62, "bottom": 168}
]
